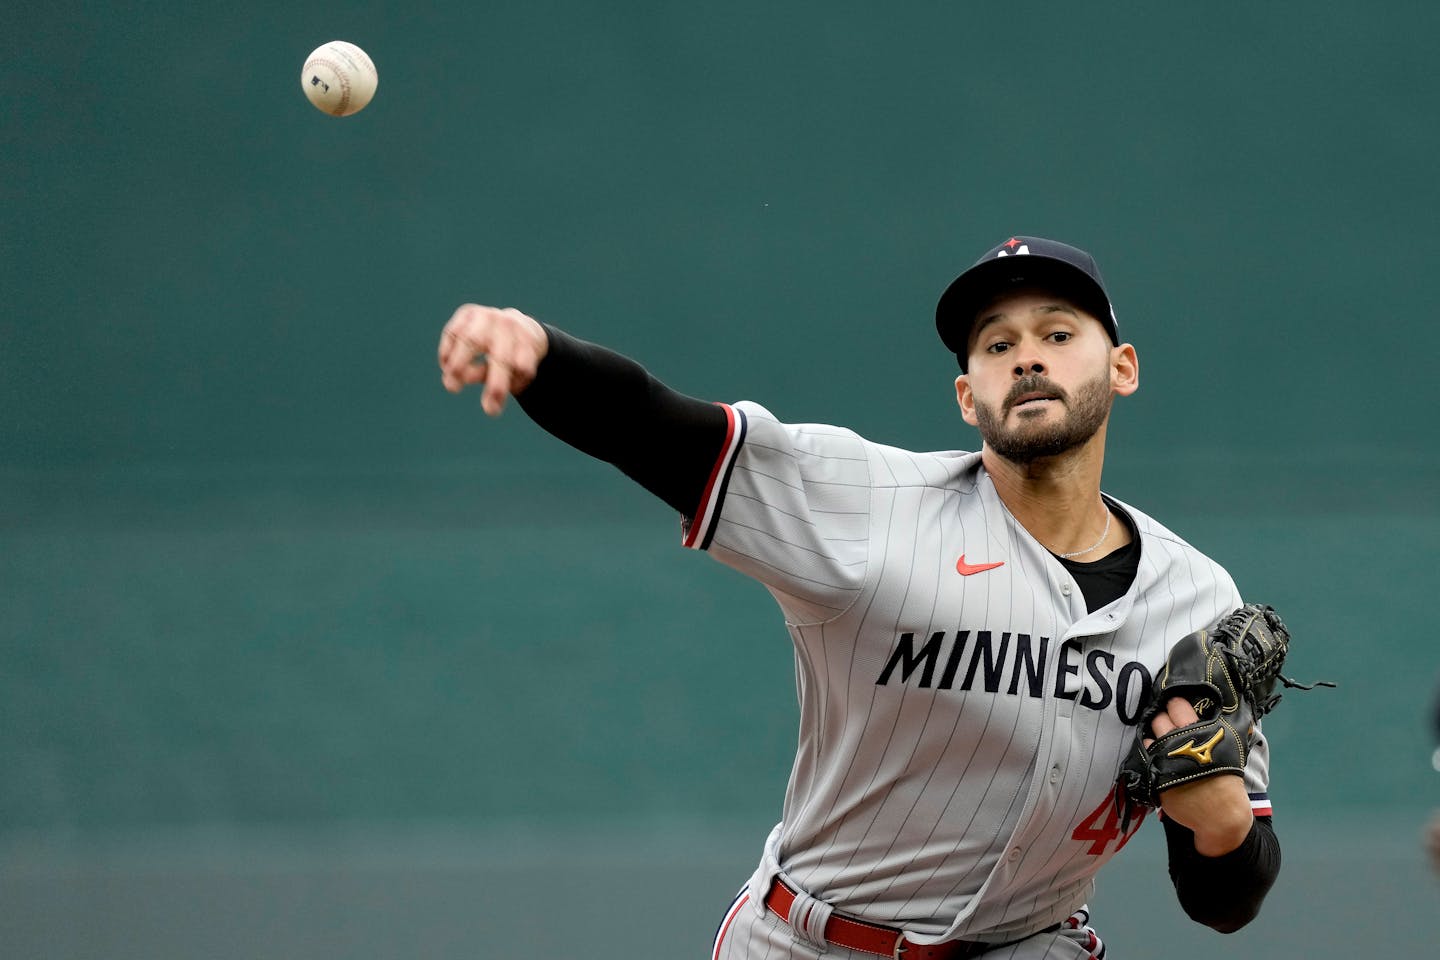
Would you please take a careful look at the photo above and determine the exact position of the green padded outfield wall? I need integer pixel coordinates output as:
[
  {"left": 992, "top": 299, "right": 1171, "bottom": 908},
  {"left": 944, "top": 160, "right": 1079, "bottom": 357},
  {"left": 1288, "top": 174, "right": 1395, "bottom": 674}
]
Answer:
[{"left": 3, "top": 2, "right": 1437, "bottom": 957}]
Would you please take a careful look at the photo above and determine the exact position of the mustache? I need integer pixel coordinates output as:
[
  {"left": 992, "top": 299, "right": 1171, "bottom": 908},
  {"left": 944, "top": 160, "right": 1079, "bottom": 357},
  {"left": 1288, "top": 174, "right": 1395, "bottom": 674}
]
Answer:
[{"left": 1004, "top": 375, "right": 1069, "bottom": 412}]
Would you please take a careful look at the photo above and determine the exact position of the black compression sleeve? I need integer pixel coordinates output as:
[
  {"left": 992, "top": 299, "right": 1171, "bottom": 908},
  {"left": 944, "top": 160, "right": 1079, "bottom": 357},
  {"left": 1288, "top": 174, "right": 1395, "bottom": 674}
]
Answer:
[
  {"left": 513, "top": 324, "right": 730, "bottom": 517},
  {"left": 1162, "top": 815, "right": 1280, "bottom": 933}
]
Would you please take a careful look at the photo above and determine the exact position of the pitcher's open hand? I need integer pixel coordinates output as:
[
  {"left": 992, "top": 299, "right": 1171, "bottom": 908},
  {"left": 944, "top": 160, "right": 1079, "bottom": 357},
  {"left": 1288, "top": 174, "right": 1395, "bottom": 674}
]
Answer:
[{"left": 438, "top": 305, "right": 549, "bottom": 416}]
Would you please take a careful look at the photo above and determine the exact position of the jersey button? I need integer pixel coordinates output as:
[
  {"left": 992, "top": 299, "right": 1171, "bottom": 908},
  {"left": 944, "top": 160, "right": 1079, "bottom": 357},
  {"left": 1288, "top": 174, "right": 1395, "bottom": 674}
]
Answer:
[
  {"left": 1008, "top": 847, "right": 1022, "bottom": 862},
  {"left": 1061, "top": 583, "right": 1072, "bottom": 596},
  {"left": 1049, "top": 765, "right": 1060, "bottom": 783}
]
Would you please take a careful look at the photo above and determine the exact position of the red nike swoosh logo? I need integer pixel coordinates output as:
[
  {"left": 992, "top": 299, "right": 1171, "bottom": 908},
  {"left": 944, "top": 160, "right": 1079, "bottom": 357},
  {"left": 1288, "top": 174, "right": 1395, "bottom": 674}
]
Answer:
[{"left": 956, "top": 555, "right": 1005, "bottom": 576}]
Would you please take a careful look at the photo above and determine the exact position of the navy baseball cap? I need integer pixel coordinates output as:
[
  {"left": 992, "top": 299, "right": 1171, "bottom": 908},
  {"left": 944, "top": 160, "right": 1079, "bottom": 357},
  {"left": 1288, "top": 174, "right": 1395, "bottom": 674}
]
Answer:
[{"left": 935, "top": 236, "right": 1120, "bottom": 371}]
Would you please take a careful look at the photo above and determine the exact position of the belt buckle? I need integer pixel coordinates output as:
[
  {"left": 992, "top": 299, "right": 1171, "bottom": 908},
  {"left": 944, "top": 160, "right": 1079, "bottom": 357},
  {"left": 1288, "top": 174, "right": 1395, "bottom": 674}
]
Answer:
[{"left": 892, "top": 937, "right": 909, "bottom": 960}]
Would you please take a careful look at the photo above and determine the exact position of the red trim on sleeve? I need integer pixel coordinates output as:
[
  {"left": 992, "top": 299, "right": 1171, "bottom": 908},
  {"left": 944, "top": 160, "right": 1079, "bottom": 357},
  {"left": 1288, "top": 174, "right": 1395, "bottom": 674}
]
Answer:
[{"left": 683, "top": 403, "right": 738, "bottom": 549}]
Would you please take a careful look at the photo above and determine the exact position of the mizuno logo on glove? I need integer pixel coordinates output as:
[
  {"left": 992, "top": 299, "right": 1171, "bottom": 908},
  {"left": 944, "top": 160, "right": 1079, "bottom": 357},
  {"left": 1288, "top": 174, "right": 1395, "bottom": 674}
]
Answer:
[{"left": 1166, "top": 729, "right": 1225, "bottom": 765}]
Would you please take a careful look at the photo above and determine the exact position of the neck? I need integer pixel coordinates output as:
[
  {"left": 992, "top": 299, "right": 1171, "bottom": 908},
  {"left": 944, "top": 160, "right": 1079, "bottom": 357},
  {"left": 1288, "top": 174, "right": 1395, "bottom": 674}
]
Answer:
[{"left": 980, "top": 425, "right": 1117, "bottom": 557}]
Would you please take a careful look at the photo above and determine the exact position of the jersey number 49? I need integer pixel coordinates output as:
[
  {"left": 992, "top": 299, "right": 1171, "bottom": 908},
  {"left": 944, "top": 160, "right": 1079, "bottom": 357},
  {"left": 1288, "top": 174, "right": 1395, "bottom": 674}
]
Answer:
[{"left": 1072, "top": 796, "right": 1147, "bottom": 856}]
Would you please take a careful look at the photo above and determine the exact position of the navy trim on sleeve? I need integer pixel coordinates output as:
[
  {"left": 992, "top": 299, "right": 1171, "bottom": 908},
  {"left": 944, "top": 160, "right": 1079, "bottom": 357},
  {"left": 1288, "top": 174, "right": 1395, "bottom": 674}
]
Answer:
[{"left": 698, "top": 406, "right": 746, "bottom": 551}]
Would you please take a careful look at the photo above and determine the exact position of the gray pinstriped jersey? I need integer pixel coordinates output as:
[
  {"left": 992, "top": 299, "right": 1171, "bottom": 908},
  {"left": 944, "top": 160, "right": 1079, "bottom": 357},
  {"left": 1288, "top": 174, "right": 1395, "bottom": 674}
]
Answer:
[{"left": 684, "top": 401, "right": 1268, "bottom": 945}]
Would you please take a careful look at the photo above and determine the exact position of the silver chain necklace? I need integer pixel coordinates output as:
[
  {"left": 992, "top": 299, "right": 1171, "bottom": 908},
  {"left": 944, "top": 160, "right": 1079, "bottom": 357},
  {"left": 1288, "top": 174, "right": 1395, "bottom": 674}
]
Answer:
[{"left": 1057, "top": 509, "right": 1112, "bottom": 560}]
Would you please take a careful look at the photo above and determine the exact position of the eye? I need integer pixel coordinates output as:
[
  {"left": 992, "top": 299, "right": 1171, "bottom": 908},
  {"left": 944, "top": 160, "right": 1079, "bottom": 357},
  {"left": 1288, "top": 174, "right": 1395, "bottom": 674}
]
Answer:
[
  {"left": 985, "top": 340, "right": 1011, "bottom": 354},
  {"left": 1048, "top": 331, "right": 1073, "bottom": 343}
]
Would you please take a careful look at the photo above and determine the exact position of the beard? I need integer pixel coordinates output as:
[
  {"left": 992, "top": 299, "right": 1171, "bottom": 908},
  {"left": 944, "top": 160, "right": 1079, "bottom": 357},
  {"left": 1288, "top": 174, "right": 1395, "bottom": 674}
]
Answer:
[{"left": 972, "top": 371, "right": 1114, "bottom": 465}]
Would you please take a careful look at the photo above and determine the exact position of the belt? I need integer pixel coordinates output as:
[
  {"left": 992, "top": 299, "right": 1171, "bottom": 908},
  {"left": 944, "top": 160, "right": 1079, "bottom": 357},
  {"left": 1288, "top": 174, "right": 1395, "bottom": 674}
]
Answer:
[{"left": 763, "top": 878, "right": 1057, "bottom": 960}]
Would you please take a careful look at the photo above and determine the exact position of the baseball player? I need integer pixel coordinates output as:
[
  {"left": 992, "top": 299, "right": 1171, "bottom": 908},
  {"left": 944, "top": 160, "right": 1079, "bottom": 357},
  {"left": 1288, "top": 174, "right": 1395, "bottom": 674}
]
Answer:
[{"left": 437, "top": 237, "right": 1281, "bottom": 958}]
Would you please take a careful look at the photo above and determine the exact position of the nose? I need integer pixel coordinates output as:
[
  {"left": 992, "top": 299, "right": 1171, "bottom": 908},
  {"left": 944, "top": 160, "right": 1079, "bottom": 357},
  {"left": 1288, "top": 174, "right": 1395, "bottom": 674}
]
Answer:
[
  {"left": 1010, "top": 335, "right": 1047, "bottom": 378},
  {"left": 1012, "top": 356, "right": 1046, "bottom": 378}
]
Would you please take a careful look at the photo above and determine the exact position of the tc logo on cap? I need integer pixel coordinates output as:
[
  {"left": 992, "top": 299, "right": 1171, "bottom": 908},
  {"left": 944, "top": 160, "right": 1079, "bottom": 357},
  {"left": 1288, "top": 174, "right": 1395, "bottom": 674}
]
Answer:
[{"left": 998, "top": 237, "right": 1030, "bottom": 257}]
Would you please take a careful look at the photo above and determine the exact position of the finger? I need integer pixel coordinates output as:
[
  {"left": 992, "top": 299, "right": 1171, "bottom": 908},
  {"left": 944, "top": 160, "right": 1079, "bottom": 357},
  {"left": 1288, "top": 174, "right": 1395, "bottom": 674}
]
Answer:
[
  {"left": 441, "top": 307, "right": 491, "bottom": 383},
  {"left": 459, "top": 360, "right": 490, "bottom": 385},
  {"left": 440, "top": 330, "right": 471, "bottom": 392},
  {"left": 441, "top": 338, "right": 479, "bottom": 392},
  {"left": 1167, "top": 697, "right": 1201, "bottom": 727},
  {"left": 482, "top": 358, "right": 512, "bottom": 416},
  {"left": 445, "top": 358, "right": 490, "bottom": 395},
  {"left": 438, "top": 321, "right": 458, "bottom": 370},
  {"left": 438, "top": 306, "right": 479, "bottom": 370},
  {"left": 445, "top": 326, "right": 484, "bottom": 383},
  {"left": 1148, "top": 695, "right": 1201, "bottom": 743},
  {"left": 480, "top": 321, "right": 516, "bottom": 415},
  {"left": 439, "top": 322, "right": 469, "bottom": 384}
]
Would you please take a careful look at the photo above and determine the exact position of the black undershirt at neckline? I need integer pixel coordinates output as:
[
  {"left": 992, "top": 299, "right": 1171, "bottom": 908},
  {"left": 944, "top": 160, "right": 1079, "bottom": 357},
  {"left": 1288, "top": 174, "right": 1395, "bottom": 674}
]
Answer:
[{"left": 1054, "top": 505, "right": 1141, "bottom": 613}]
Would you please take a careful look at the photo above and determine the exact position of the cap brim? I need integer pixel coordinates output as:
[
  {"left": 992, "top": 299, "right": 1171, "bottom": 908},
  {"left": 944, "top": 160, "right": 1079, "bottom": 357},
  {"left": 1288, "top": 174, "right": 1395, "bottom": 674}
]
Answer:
[{"left": 935, "top": 256, "right": 1115, "bottom": 365}]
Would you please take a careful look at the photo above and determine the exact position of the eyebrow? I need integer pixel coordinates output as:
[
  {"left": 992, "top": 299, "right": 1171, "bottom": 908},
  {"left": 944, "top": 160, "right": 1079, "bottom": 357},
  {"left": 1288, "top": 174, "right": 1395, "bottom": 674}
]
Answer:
[{"left": 972, "top": 302, "right": 1080, "bottom": 337}]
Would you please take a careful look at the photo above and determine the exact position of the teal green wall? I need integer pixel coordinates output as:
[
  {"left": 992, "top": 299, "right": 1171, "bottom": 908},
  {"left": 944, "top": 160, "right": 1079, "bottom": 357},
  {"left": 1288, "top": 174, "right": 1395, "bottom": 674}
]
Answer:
[{"left": 3, "top": 2, "right": 1437, "bottom": 956}]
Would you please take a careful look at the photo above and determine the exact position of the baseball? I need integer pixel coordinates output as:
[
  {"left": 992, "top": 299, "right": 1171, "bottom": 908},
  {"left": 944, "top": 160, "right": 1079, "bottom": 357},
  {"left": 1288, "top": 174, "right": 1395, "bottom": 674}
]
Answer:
[{"left": 301, "top": 41, "right": 377, "bottom": 117}]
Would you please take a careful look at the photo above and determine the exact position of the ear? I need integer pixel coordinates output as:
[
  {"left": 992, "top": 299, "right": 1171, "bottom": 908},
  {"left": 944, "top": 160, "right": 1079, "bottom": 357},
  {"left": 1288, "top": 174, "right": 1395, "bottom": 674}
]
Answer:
[
  {"left": 955, "top": 373, "right": 980, "bottom": 426},
  {"left": 1110, "top": 343, "right": 1139, "bottom": 397}
]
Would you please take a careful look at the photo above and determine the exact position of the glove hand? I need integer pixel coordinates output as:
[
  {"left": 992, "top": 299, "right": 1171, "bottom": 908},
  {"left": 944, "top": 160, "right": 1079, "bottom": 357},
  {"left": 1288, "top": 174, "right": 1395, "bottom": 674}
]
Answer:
[
  {"left": 1146, "top": 697, "right": 1253, "bottom": 855},
  {"left": 1115, "top": 604, "right": 1289, "bottom": 832},
  {"left": 1115, "top": 603, "right": 1332, "bottom": 839}
]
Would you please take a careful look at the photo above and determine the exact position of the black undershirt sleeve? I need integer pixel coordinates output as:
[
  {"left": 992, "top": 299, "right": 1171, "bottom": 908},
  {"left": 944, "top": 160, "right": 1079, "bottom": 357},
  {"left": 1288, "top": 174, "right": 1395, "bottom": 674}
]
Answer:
[
  {"left": 1162, "top": 814, "right": 1280, "bottom": 932},
  {"left": 513, "top": 324, "right": 730, "bottom": 517}
]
